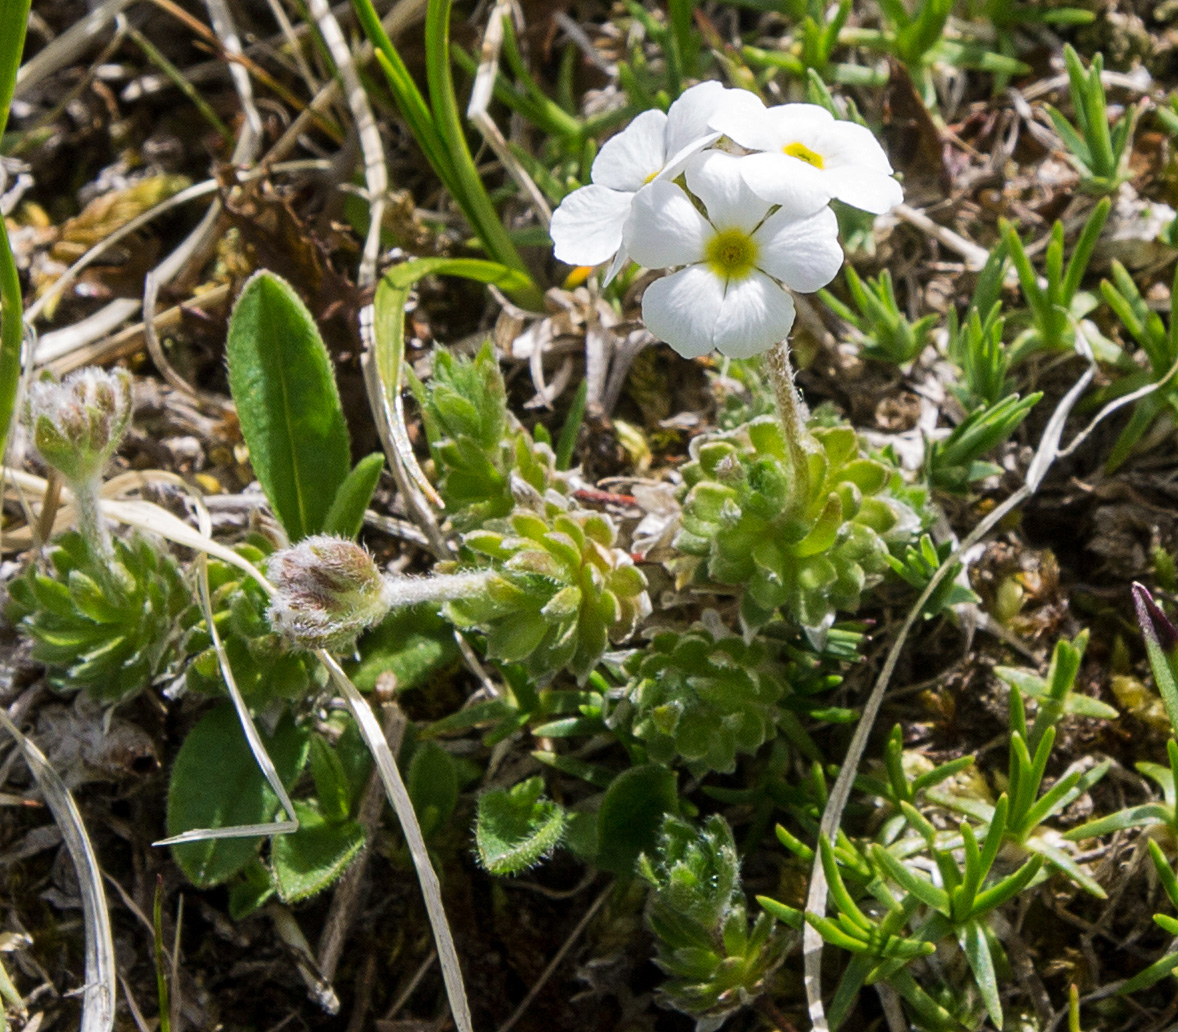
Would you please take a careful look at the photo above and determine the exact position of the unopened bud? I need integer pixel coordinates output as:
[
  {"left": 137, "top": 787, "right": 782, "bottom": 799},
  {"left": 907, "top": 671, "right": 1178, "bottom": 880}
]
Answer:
[
  {"left": 267, "top": 536, "right": 391, "bottom": 652},
  {"left": 25, "top": 367, "right": 133, "bottom": 484}
]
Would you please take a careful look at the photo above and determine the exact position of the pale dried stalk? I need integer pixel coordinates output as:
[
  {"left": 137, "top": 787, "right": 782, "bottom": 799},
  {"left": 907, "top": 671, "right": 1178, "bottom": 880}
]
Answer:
[
  {"left": 802, "top": 359, "right": 1101, "bottom": 1029},
  {"left": 0, "top": 710, "right": 115, "bottom": 1032},
  {"left": 319, "top": 654, "right": 474, "bottom": 1032},
  {"left": 307, "top": 0, "right": 387, "bottom": 288},
  {"left": 468, "top": 0, "right": 553, "bottom": 225}
]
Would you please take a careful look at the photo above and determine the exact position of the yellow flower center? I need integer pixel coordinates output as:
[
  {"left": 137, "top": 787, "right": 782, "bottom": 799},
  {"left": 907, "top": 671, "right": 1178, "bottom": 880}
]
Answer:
[
  {"left": 643, "top": 169, "right": 661, "bottom": 184},
  {"left": 705, "top": 228, "right": 759, "bottom": 281},
  {"left": 784, "top": 141, "right": 824, "bottom": 169}
]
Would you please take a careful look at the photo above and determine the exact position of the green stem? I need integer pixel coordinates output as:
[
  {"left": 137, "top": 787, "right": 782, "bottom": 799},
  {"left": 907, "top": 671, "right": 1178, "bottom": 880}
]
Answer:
[
  {"left": 0, "top": 0, "right": 32, "bottom": 461},
  {"left": 72, "top": 477, "right": 115, "bottom": 564},
  {"left": 764, "top": 340, "right": 812, "bottom": 499}
]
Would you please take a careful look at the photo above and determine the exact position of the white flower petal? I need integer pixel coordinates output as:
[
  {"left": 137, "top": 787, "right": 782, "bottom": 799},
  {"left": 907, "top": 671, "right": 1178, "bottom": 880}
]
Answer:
[
  {"left": 602, "top": 245, "right": 629, "bottom": 286},
  {"left": 550, "top": 185, "right": 634, "bottom": 266},
  {"left": 765, "top": 103, "right": 836, "bottom": 137},
  {"left": 810, "top": 119, "right": 894, "bottom": 174},
  {"left": 706, "top": 89, "right": 771, "bottom": 149},
  {"left": 659, "top": 130, "right": 721, "bottom": 183},
  {"left": 737, "top": 152, "right": 833, "bottom": 215},
  {"left": 665, "top": 80, "right": 729, "bottom": 156},
  {"left": 713, "top": 272, "right": 797, "bottom": 358},
  {"left": 641, "top": 266, "right": 724, "bottom": 359},
  {"left": 823, "top": 167, "right": 904, "bottom": 214},
  {"left": 591, "top": 109, "right": 668, "bottom": 191},
  {"left": 623, "top": 181, "right": 709, "bottom": 269},
  {"left": 756, "top": 205, "right": 843, "bottom": 293},
  {"left": 685, "top": 150, "right": 770, "bottom": 232}
]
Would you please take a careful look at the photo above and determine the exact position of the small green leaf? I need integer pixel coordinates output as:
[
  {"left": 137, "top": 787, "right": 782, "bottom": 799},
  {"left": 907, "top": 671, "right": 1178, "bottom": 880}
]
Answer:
[
  {"left": 322, "top": 452, "right": 385, "bottom": 539},
  {"left": 595, "top": 764, "right": 678, "bottom": 876},
  {"left": 348, "top": 607, "right": 460, "bottom": 693},
  {"left": 475, "top": 776, "right": 567, "bottom": 876},
  {"left": 227, "top": 859, "right": 276, "bottom": 920},
  {"left": 309, "top": 735, "right": 352, "bottom": 825},
  {"left": 167, "top": 704, "right": 309, "bottom": 888},
  {"left": 272, "top": 800, "right": 365, "bottom": 903},
  {"left": 407, "top": 741, "right": 459, "bottom": 838},
  {"left": 226, "top": 271, "right": 351, "bottom": 540}
]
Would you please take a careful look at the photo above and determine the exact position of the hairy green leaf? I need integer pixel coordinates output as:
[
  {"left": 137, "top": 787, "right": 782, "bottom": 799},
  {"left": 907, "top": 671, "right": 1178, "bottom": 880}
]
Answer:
[
  {"left": 226, "top": 271, "right": 350, "bottom": 541},
  {"left": 475, "top": 776, "right": 567, "bottom": 875},
  {"left": 168, "top": 705, "right": 309, "bottom": 888}
]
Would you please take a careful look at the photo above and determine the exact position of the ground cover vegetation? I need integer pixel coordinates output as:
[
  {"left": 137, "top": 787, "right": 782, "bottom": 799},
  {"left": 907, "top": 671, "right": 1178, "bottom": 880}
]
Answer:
[{"left": 4, "top": 1, "right": 1178, "bottom": 1030}]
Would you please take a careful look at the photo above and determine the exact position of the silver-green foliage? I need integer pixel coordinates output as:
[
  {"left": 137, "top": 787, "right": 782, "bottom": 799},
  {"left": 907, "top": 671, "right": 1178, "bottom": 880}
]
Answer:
[
  {"left": 675, "top": 417, "right": 918, "bottom": 633},
  {"left": 616, "top": 626, "right": 784, "bottom": 775},
  {"left": 6, "top": 530, "right": 190, "bottom": 704},
  {"left": 442, "top": 494, "right": 650, "bottom": 683}
]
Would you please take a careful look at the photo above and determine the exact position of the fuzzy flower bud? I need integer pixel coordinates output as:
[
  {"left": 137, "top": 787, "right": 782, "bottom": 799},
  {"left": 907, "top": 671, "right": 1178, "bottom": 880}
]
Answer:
[
  {"left": 267, "top": 536, "right": 392, "bottom": 652},
  {"left": 266, "top": 535, "right": 493, "bottom": 652},
  {"left": 25, "top": 367, "right": 133, "bottom": 485}
]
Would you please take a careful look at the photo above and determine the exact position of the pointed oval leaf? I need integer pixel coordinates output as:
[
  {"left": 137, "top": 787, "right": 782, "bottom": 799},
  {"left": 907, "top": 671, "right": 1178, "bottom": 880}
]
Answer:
[
  {"left": 227, "top": 271, "right": 351, "bottom": 540},
  {"left": 167, "top": 704, "right": 310, "bottom": 888}
]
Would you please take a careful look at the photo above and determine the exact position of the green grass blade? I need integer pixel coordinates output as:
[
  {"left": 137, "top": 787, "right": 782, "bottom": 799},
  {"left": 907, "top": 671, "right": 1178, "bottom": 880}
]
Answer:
[
  {"left": 423, "top": 0, "right": 540, "bottom": 303},
  {"left": 0, "top": 0, "right": 31, "bottom": 461}
]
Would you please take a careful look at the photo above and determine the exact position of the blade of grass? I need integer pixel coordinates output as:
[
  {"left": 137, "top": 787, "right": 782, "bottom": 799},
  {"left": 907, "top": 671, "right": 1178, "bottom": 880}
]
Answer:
[
  {"left": 423, "top": 0, "right": 541, "bottom": 305},
  {"left": 126, "top": 26, "right": 232, "bottom": 143},
  {"left": 152, "top": 877, "right": 171, "bottom": 1032},
  {"left": 0, "top": 0, "right": 32, "bottom": 461},
  {"left": 555, "top": 379, "right": 587, "bottom": 470}
]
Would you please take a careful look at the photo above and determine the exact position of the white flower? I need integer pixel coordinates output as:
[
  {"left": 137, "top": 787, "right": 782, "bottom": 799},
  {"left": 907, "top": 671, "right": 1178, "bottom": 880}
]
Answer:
[
  {"left": 549, "top": 81, "right": 736, "bottom": 275},
  {"left": 709, "top": 95, "right": 903, "bottom": 216},
  {"left": 623, "top": 151, "right": 843, "bottom": 360}
]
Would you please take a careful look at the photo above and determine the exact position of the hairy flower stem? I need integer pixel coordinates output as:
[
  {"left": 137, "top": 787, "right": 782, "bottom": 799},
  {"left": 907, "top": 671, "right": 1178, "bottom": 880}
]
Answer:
[
  {"left": 765, "top": 340, "right": 813, "bottom": 499},
  {"left": 380, "top": 570, "right": 493, "bottom": 609},
  {"left": 70, "top": 476, "right": 114, "bottom": 565}
]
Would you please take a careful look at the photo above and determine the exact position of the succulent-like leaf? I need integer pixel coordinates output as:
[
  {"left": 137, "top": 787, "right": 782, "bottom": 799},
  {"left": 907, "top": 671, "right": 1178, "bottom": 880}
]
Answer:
[
  {"left": 7, "top": 530, "right": 190, "bottom": 703},
  {"left": 676, "top": 416, "right": 920, "bottom": 633}
]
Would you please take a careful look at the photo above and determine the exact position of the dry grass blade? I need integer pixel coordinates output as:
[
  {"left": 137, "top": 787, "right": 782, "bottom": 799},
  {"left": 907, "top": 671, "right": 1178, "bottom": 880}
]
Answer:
[
  {"left": 468, "top": 0, "right": 552, "bottom": 225},
  {"left": 307, "top": 0, "right": 387, "bottom": 289},
  {"left": 14, "top": 0, "right": 136, "bottom": 97},
  {"left": 0, "top": 711, "right": 115, "bottom": 1032},
  {"left": 151, "top": 551, "right": 300, "bottom": 847},
  {"left": 318, "top": 653, "right": 474, "bottom": 1032},
  {"left": 802, "top": 357, "right": 1099, "bottom": 1030}
]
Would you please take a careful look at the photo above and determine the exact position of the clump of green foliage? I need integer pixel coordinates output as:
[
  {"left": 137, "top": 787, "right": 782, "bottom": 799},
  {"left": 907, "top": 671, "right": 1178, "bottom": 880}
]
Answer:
[
  {"left": 411, "top": 341, "right": 567, "bottom": 530},
  {"left": 640, "top": 814, "right": 788, "bottom": 1030},
  {"left": 675, "top": 417, "right": 920, "bottom": 633},
  {"left": 442, "top": 494, "right": 650, "bottom": 683},
  {"left": 6, "top": 529, "right": 190, "bottom": 704},
  {"left": 615, "top": 624, "right": 784, "bottom": 775}
]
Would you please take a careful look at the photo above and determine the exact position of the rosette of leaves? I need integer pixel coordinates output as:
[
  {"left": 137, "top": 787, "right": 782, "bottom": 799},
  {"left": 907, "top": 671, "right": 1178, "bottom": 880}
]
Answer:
[
  {"left": 411, "top": 341, "right": 565, "bottom": 530},
  {"left": 615, "top": 626, "right": 784, "bottom": 774},
  {"left": 675, "top": 417, "right": 916, "bottom": 633},
  {"left": 6, "top": 530, "right": 190, "bottom": 703},
  {"left": 639, "top": 814, "right": 788, "bottom": 1031},
  {"left": 182, "top": 539, "right": 323, "bottom": 706},
  {"left": 442, "top": 497, "right": 650, "bottom": 683}
]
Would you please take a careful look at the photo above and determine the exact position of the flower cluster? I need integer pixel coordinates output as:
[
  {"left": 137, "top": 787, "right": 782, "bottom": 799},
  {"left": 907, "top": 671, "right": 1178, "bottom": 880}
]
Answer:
[{"left": 550, "top": 84, "right": 902, "bottom": 360}]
